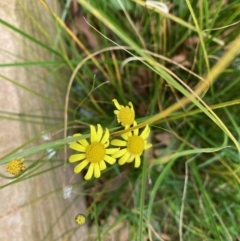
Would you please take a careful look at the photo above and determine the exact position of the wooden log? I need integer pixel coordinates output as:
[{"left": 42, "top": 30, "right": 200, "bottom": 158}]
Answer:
[{"left": 0, "top": 1, "right": 87, "bottom": 240}]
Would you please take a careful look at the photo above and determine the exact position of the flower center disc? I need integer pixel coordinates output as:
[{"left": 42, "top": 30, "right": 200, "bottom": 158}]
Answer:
[
  {"left": 119, "top": 108, "right": 134, "bottom": 126},
  {"left": 86, "top": 142, "right": 106, "bottom": 163},
  {"left": 127, "top": 136, "right": 144, "bottom": 155},
  {"left": 6, "top": 159, "right": 26, "bottom": 175}
]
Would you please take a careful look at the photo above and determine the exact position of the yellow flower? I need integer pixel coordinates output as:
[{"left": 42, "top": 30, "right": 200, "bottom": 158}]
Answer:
[
  {"left": 75, "top": 214, "right": 86, "bottom": 225},
  {"left": 111, "top": 121, "right": 152, "bottom": 168},
  {"left": 112, "top": 99, "right": 135, "bottom": 129},
  {"left": 6, "top": 158, "right": 26, "bottom": 176},
  {"left": 69, "top": 124, "right": 119, "bottom": 180}
]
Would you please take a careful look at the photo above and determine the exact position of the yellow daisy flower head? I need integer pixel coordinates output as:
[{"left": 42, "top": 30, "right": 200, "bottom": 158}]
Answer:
[
  {"left": 6, "top": 158, "right": 26, "bottom": 176},
  {"left": 75, "top": 214, "right": 86, "bottom": 225},
  {"left": 112, "top": 99, "right": 135, "bottom": 129},
  {"left": 69, "top": 124, "right": 119, "bottom": 180},
  {"left": 111, "top": 121, "right": 152, "bottom": 168}
]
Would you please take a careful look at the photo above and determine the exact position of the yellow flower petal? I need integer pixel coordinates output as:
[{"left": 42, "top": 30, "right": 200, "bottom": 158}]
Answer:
[
  {"left": 133, "top": 122, "right": 139, "bottom": 136},
  {"left": 118, "top": 152, "right": 131, "bottom": 165},
  {"left": 69, "top": 142, "right": 86, "bottom": 152},
  {"left": 90, "top": 125, "right": 98, "bottom": 143},
  {"left": 134, "top": 155, "right": 141, "bottom": 168},
  {"left": 112, "top": 148, "right": 127, "bottom": 158},
  {"left": 121, "top": 131, "right": 132, "bottom": 141},
  {"left": 69, "top": 154, "right": 86, "bottom": 162},
  {"left": 94, "top": 164, "right": 101, "bottom": 178},
  {"left": 111, "top": 139, "right": 127, "bottom": 147},
  {"left": 129, "top": 102, "right": 134, "bottom": 111},
  {"left": 73, "top": 133, "right": 89, "bottom": 147},
  {"left": 96, "top": 124, "right": 103, "bottom": 142},
  {"left": 78, "top": 138, "right": 89, "bottom": 147},
  {"left": 114, "top": 110, "right": 120, "bottom": 116},
  {"left": 112, "top": 99, "right": 121, "bottom": 110},
  {"left": 106, "top": 147, "right": 120, "bottom": 154},
  {"left": 84, "top": 163, "right": 94, "bottom": 180},
  {"left": 140, "top": 125, "right": 150, "bottom": 139},
  {"left": 74, "top": 159, "right": 89, "bottom": 173},
  {"left": 104, "top": 155, "right": 116, "bottom": 165},
  {"left": 145, "top": 143, "right": 152, "bottom": 150},
  {"left": 126, "top": 155, "right": 134, "bottom": 163},
  {"left": 101, "top": 128, "right": 110, "bottom": 145},
  {"left": 99, "top": 160, "right": 107, "bottom": 170},
  {"left": 103, "top": 140, "right": 110, "bottom": 148},
  {"left": 73, "top": 133, "right": 81, "bottom": 137},
  {"left": 133, "top": 128, "right": 139, "bottom": 136}
]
